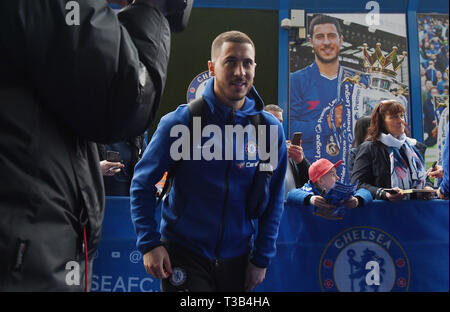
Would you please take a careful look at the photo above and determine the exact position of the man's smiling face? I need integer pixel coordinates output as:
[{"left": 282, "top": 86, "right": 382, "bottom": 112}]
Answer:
[
  {"left": 310, "top": 23, "right": 343, "bottom": 64},
  {"left": 208, "top": 41, "right": 256, "bottom": 108}
]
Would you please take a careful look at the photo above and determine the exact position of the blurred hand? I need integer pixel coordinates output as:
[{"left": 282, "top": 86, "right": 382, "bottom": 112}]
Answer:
[
  {"left": 432, "top": 120, "right": 437, "bottom": 139},
  {"left": 345, "top": 196, "right": 359, "bottom": 209},
  {"left": 385, "top": 187, "right": 405, "bottom": 202},
  {"left": 310, "top": 195, "right": 335, "bottom": 209},
  {"left": 100, "top": 160, "right": 124, "bottom": 176},
  {"left": 245, "top": 262, "right": 266, "bottom": 292},
  {"left": 437, "top": 188, "right": 448, "bottom": 200},
  {"left": 287, "top": 141, "right": 304, "bottom": 163},
  {"left": 418, "top": 186, "right": 436, "bottom": 200},
  {"left": 143, "top": 246, "right": 173, "bottom": 279},
  {"left": 427, "top": 165, "right": 444, "bottom": 179}
]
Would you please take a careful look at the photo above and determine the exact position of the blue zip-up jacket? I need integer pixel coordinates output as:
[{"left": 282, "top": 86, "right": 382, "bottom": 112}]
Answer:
[
  {"left": 286, "top": 181, "right": 372, "bottom": 209},
  {"left": 130, "top": 78, "right": 287, "bottom": 268}
]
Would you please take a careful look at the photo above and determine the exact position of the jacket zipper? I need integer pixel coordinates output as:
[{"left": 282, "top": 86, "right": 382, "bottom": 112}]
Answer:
[{"left": 214, "top": 108, "right": 235, "bottom": 265}]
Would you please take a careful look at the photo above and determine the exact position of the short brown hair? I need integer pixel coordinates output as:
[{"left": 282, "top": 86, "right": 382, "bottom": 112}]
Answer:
[
  {"left": 211, "top": 31, "right": 255, "bottom": 61},
  {"left": 309, "top": 14, "right": 342, "bottom": 38},
  {"left": 264, "top": 104, "right": 283, "bottom": 113},
  {"left": 366, "top": 100, "right": 409, "bottom": 142}
]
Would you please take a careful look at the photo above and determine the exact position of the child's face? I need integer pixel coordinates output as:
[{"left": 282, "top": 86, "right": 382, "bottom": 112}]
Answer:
[{"left": 318, "top": 167, "right": 339, "bottom": 191}]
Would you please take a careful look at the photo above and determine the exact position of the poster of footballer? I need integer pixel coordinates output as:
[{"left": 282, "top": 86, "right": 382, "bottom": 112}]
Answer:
[{"left": 288, "top": 13, "right": 410, "bottom": 183}]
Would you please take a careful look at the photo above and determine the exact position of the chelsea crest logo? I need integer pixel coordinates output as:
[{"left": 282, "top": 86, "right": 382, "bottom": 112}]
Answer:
[
  {"left": 169, "top": 267, "right": 187, "bottom": 286},
  {"left": 187, "top": 70, "right": 212, "bottom": 103},
  {"left": 319, "top": 226, "right": 410, "bottom": 292}
]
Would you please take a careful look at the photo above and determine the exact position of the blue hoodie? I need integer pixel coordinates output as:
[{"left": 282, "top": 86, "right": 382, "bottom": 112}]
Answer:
[{"left": 130, "top": 78, "right": 287, "bottom": 268}]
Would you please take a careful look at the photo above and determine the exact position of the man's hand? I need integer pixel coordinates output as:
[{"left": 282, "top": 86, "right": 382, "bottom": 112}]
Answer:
[
  {"left": 100, "top": 160, "right": 124, "bottom": 176},
  {"left": 310, "top": 195, "right": 337, "bottom": 218},
  {"left": 143, "top": 246, "right": 173, "bottom": 279},
  {"left": 432, "top": 120, "right": 438, "bottom": 139},
  {"left": 310, "top": 195, "right": 335, "bottom": 209},
  {"left": 418, "top": 186, "right": 436, "bottom": 200},
  {"left": 345, "top": 196, "right": 359, "bottom": 209},
  {"left": 245, "top": 262, "right": 266, "bottom": 292},
  {"left": 287, "top": 140, "right": 304, "bottom": 163},
  {"left": 385, "top": 187, "right": 405, "bottom": 202},
  {"left": 437, "top": 188, "right": 448, "bottom": 200},
  {"left": 427, "top": 165, "right": 444, "bottom": 179}
]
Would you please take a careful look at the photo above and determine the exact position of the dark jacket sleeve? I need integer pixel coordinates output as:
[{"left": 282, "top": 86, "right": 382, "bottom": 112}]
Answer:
[
  {"left": 347, "top": 147, "right": 357, "bottom": 177},
  {"left": 351, "top": 141, "right": 387, "bottom": 200},
  {"left": 1, "top": 0, "right": 170, "bottom": 143},
  {"left": 291, "top": 157, "right": 311, "bottom": 189},
  {"left": 414, "top": 141, "right": 427, "bottom": 157}
]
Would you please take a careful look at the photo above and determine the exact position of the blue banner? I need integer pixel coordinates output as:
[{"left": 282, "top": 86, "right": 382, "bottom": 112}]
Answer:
[
  {"left": 91, "top": 197, "right": 162, "bottom": 292},
  {"left": 93, "top": 197, "right": 448, "bottom": 292},
  {"left": 258, "top": 198, "right": 449, "bottom": 292}
]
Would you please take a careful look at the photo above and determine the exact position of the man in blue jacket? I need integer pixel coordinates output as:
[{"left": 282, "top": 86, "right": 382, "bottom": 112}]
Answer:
[{"left": 130, "top": 31, "right": 287, "bottom": 291}]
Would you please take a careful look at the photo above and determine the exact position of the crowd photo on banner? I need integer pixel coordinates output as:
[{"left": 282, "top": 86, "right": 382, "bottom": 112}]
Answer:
[
  {"left": 418, "top": 14, "right": 449, "bottom": 172},
  {"left": 0, "top": 0, "right": 449, "bottom": 294}
]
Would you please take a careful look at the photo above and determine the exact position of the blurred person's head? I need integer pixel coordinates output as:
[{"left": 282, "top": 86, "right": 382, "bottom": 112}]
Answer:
[
  {"left": 367, "top": 100, "right": 409, "bottom": 140},
  {"left": 425, "top": 80, "right": 433, "bottom": 91},
  {"left": 420, "top": 65, "right": 426, "bottom": 76},
  {"left": 352, "top": 115, "right": 371, "bottom": 148},
  {"left": 421, "top": 75, "right": 427, "bottom": 87},
  {"left": 430, "top": 86, "right": 439, "bottom": 98},
  {"left": 264, "top": 104, "right": 283, "bottom": 124}
]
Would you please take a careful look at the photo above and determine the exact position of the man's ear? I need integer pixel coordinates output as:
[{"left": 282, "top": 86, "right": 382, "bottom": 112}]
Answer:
[{"left": 208, "top": 61, "right": 215, "bottom": 76}]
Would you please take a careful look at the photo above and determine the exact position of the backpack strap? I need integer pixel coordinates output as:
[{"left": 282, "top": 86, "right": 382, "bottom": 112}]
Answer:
[
  {"left": 157, "top": 97, "right": 206, "bottom": 205},
  {"left": 249, "top": 113, "right": 264, "bottom": 148}
]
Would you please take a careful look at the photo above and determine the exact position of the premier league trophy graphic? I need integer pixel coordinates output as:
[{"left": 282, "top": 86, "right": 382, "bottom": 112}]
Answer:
[
  {"left": 360, "top": 43, "right": 409, "bottom": 113},
  {"left": 332, "top": 43, "right": 409, "bottom": 183}
]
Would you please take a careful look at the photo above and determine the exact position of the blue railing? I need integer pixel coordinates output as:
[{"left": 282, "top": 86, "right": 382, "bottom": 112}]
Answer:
[{"left": 92, "top": 197, "right": 448, "bottom": 292}]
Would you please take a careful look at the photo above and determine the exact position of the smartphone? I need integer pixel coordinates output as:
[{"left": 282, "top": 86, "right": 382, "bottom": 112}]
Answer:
[
  {"left": 106, "top": 151, "right": 121, "bottom": 162},
  {"left": 291, "top": 132, "right": 303, "bottom": 146},
  {"left": 105, "top": 166, "right": 121, "bottom": 174}
]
